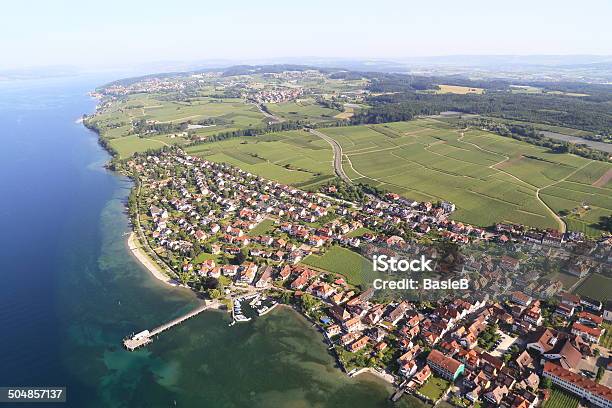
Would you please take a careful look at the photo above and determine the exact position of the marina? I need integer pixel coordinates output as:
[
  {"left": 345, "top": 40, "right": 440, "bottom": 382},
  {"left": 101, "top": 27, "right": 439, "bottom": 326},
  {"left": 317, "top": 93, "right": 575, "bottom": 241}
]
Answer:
[{"left": 231, "top": 293, "right": 278, "bottom": 323}]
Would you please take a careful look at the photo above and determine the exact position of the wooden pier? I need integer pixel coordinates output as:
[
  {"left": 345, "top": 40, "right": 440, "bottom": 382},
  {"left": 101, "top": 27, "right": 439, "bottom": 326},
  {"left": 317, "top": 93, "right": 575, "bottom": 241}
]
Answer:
[
  {"left": 123, "top": 301, "right": 216, "bottom": 351},
  {"left": 390, "top": 389, "right": 405, "bottom": 402}
]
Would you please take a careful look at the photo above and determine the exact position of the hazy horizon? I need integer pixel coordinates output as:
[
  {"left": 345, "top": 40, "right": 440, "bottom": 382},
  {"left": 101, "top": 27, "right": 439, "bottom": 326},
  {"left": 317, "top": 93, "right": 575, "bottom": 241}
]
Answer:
[{"left": 3, "top": 0, "right": 612, "bottom": 71}]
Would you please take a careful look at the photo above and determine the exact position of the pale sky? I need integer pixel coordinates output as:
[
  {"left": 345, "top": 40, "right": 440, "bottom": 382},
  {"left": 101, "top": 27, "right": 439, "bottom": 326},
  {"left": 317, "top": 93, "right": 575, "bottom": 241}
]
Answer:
[{"left": 2, "top": 0, "right": 611, "bottom": 70}]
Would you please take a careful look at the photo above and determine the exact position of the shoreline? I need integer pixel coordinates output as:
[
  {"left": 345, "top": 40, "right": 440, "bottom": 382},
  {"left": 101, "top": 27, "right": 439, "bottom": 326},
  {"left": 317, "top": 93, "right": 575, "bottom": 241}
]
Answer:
[
  {"left": 124, "top": 231, "right": 399, "bottom": 392},
  {"left": 349, "top": 367, "right": 395, "bottom": 385},
  {"left": 275, "top": 304, "right": 397, "bottom": 388},
  {"left": 126, "top": 232, "right": 181, "bottom": 287}
]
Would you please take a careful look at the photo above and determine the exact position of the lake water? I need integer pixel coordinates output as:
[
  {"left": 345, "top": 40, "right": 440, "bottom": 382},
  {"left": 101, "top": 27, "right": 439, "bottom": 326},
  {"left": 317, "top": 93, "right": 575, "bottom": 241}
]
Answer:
[{"left": 0, "top": 76, "right": 425, "bottom": 408}]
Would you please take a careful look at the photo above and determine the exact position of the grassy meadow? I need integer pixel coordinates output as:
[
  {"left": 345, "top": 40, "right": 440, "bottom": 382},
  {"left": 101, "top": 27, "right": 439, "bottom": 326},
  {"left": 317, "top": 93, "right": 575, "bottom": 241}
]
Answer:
[{"left": 301, "top": 246, "right": 375, "bottom": 287}]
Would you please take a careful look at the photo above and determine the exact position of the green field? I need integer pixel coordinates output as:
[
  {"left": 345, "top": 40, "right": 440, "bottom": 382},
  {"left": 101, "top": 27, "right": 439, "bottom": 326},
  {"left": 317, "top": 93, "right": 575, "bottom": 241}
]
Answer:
[
  {"left": 301, "top": 246, "right": 375, "bottom": 286},
  {"left": 186, "top": 130, "right": 335, "bottom": 188},
  {"left": 574, "top": 274, "right": 612, "bottom": 301},
  {"left": 317, "top": 119, "right": 611, "bottom": 232},
  {"left": 87, "top": 93, "right": 268, "bottom": 157},
  {"left": 543, "top": 388, "right": 579, "bottom": 408},
  {"left": 265, "top": 98, "right": 341, "bottom": 123},
  {"left": 193, "top": 252, "right": 221, "bottom": 264}
]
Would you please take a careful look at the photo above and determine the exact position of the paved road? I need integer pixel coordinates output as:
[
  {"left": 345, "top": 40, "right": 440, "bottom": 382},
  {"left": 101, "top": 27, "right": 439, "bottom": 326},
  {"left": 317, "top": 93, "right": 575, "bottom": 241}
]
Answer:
[
  {"left": 309, "top": 128, "right": 352, "bottom": 183},
  {"left": 254, "top": 102, "right": 284, "bottom": 124}
]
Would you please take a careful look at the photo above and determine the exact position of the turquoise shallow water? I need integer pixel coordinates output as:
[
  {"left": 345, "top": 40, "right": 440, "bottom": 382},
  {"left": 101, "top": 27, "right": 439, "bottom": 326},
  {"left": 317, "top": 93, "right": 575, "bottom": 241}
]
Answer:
[{"left": 0, "top": 76, "right": 426, "bottom": 408}]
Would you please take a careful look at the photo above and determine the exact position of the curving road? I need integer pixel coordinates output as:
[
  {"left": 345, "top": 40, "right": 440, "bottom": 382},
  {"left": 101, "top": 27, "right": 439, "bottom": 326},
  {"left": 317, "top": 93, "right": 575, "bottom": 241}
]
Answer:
[
  {"left": 309, "top": 128, "right": 352, "bottom": 183},
  {"left": 254, "top": 102, "right": 284, "bottom": 124}
]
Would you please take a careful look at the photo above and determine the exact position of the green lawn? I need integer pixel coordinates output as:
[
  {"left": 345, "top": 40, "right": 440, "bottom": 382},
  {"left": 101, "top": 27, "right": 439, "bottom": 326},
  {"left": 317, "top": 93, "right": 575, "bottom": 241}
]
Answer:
[
  {"left": 248, "top": 219, "right": 276, "bottom": 236},
  {"left": 193, "top": 252, "right": 221, "bottom": 264},
  {"left": 346, "top": 227, "right": 375, "bottom": 238},
  {"left": 418, "top": 376, "right": 450, "bottom": 402},
  {"left": 547, "top": 271, "right": 579, "bottom": 290},
  {"left": 544, "top": 388, "right": 579, "bottom": 408},
  {"left": 574, "top": 274, "right": 612, "bottom": 301},
  {"left": 301, "top": 246, "right": 374, "bottom": 286}
]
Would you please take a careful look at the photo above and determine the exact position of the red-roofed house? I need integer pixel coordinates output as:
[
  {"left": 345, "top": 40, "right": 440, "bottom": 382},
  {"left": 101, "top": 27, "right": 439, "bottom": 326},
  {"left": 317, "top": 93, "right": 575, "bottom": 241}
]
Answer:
[
  {"left": 427, "top": 349, "right": 464, "bottom": 381},
  {"left": 571, "top": 322, "right": 603, "bottom": 344}
]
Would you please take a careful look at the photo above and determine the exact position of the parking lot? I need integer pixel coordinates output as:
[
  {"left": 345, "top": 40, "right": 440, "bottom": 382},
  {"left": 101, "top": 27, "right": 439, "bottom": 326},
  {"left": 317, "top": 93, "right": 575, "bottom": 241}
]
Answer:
[{"left": 489, "top": 330, "right": 518, "bottom": 357}]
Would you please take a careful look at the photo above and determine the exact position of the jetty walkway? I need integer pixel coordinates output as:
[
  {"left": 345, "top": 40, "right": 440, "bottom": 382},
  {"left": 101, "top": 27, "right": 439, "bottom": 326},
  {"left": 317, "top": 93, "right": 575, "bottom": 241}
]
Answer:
[{"left": 123, "top": 301, "right": 218, "bottom": 351}]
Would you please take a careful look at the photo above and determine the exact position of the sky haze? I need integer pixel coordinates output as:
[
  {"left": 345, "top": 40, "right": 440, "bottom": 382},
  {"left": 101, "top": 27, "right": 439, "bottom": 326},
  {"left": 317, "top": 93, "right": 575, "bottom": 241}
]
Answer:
[{"left": 2, "top": 0, "right": 612, "bottom": 70}]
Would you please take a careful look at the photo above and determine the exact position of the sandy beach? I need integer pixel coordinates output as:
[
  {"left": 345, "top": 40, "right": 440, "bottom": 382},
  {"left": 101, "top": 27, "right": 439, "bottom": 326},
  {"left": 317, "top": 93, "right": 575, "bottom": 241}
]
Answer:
[
  {"left": 127, "top": 232, "right": 180, "bottom": 287},
  {"left": 349, "top": 367, "right": 396, "bottom": 384}
]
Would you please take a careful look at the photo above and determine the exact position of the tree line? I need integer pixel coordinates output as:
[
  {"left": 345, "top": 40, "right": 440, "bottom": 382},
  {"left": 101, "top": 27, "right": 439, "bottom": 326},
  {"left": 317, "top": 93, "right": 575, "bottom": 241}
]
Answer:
[{"left": 460, "top": 118, "right": 610, "bottom": 162}]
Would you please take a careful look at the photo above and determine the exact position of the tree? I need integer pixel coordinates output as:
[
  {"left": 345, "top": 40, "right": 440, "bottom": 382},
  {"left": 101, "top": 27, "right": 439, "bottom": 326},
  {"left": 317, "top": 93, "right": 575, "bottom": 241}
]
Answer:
[
  {"left": 280, "top": 291, "right": 293, "bottom": 304},
  {"left": 541, "top": 377, "right": 552, "bottom": 389},
  {"left": 596, "top": 366, "right": 605, "bottom": 383},
  {"left": 177, "top": 271, "right": 192, "bottom": 286},
  {"left": 207, "top": 288, "right": 221, "bottom": 299},
  {"left": 217, "top": 275, "right": 231, "bottom": 289},
  {"left": 233, "top": 248, "right": 248, "bottom": 265},
  {"left": 597, "top": 215, "right": 612, "bottom": 233},
  {"left": 300, "top": 293, "right": 318, "bottom": 311}
]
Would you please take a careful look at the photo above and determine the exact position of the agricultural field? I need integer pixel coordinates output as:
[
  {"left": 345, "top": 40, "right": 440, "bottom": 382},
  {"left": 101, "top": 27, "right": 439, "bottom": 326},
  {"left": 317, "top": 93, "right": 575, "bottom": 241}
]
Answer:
[
  {"left": 543, "top": 388, "right": 579, "bottom": 408},
  {"left": 265, "top": 98, "right": 341, "bottom": 123},
  {"left": 317, "top": 119, "right": 612, "bottom": 233},
  {"left": 510, "top": 85, "right": 589, "bottom": 98},
  {"left": 301, "top": 246, "right": 375, "bottom": 287},
  {"left": 574, "top": 274, "right": 612, "bottom": 301},
  {"left": 435, "top": 84, "right": 484, "bottom": 94},
  {"left": 509, "top": 85, "right": 542, "bottom": 94},
  {"left": 185, "top": 130, "right": 335, "bottom": 189},
  {"left": 87, "top": 93, "right": 268, "bottom": 157}
]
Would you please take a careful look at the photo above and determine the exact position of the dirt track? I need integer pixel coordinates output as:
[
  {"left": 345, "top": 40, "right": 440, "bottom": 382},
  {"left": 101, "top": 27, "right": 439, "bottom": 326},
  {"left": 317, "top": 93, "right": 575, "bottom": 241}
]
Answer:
[{"left": 593, "top": 168, "right": 612, "bottom": 187}]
